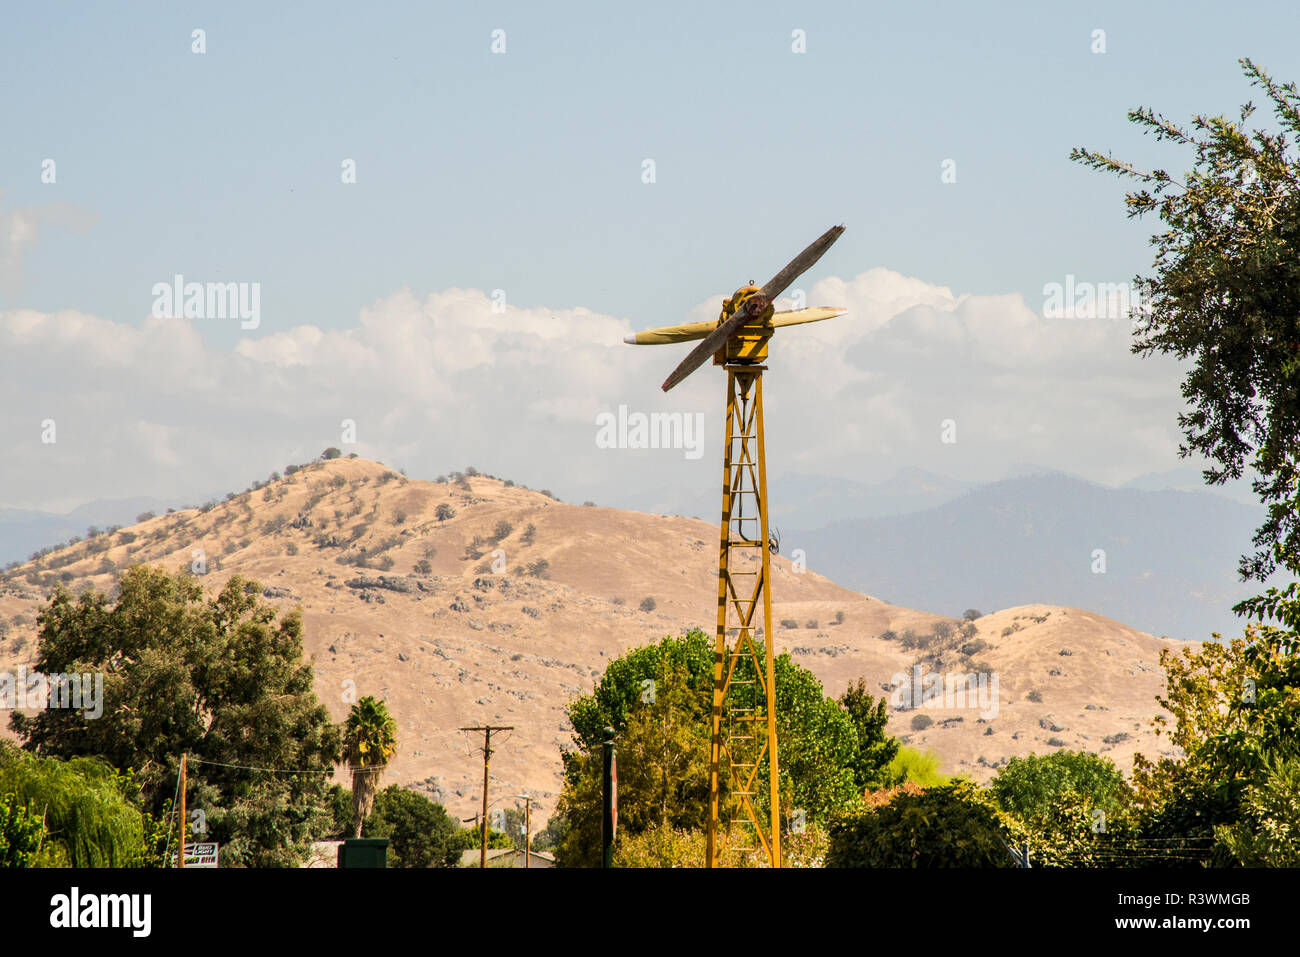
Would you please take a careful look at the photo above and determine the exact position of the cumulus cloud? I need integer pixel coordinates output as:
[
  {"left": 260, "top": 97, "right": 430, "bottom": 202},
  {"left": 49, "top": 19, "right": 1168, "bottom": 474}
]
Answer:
[
  {"left": 0, "top": 269, "right": 1191, "bottom": 512},
  {"left": 0, "top": 195, "right": 97, "bottom": 289}
]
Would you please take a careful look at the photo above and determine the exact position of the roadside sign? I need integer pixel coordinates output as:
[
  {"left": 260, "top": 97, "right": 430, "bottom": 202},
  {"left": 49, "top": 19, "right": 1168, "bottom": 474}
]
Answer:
[{"left": 172, "top": 842, "right": 219, "bottom": 868}]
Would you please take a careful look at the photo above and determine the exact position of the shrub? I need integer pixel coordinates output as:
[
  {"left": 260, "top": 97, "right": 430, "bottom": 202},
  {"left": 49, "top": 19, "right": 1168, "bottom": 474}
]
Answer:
[
  {"left": 135, "top": 511, "right": 155, "bottom": 523},
  {"left": 639, "top": 596, "right": 657, "bottom": 613},
  {"left": 527, "top": 559, "right": 550, "bottom": 579},
  {"left": 413, "top": 559, "right": 432, "bottom": 575},
  {"left": 492, "top": 520, "right": 513, "bottom": 542},
  {"left": 910, "top": 714, "right": 934, "bottom": 731},
  {"left": 781, "top": 619, "right": 799, "bottom": 629},
  {"left": 322, "top": 447, "right": 342, "bottom": 460},
  {"left": 435, "top": 504, "right": 455, "bottom": 522},
  {"left": 826, "top": 783, "right": 1013, "bottom": 868},
  {"left": 1027, "top": 690, "right": 1043, "bottom": 703}
]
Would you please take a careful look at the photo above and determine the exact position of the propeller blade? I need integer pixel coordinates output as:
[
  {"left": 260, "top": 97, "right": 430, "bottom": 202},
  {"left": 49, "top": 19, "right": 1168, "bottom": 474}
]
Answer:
[
  {"left": 660, "top": 295, "right": 766, "bottom": 391},
  {"left": 626, "top": 307, "right": 847, "bottom": 345},
  {"left": 757, "top": 224, "right": 845, "bottom": 301},
  {"left": 771, "top": 306, "right": 847, "bottom": 329},
  {"left": 659, "top": 225, "right": 846, "bottom": 391}
]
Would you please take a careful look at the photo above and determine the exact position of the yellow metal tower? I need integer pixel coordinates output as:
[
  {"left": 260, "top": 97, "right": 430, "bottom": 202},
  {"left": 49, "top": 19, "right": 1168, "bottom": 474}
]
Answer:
[{"left": 625, "top": 225, "right": 846, "bottom": 867}]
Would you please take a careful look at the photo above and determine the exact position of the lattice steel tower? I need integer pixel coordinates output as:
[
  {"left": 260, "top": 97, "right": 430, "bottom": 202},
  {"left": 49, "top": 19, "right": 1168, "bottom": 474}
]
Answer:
[{"left": 623, "top": 225, "right": 847, "bottom": 867}]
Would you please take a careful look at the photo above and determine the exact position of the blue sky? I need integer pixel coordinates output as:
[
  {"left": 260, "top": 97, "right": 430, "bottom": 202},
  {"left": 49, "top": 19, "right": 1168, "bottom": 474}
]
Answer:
[{"left": 1, "top": 2, "right": 1297, "bottom": 510}]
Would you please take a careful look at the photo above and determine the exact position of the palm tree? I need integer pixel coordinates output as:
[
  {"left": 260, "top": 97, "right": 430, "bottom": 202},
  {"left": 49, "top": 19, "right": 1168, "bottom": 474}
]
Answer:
[{"left": 341, "top": 697, "right": 398, "bottom": 838}]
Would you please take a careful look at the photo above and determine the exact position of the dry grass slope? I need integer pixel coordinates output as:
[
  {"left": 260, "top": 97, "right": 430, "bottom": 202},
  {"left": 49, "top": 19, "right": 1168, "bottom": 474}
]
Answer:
[{"left": 0, "top": 457, "right": 1191, "bottom": 825}]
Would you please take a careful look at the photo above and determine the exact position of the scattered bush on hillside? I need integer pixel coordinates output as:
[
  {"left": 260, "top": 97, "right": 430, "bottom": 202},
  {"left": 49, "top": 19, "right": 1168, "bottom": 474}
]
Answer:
[
  {"left": 911, "top": 714, "right": 934, "bottom": 731},
  {"left": 639, "top": 597, "right": 656, "bottom": 613}
]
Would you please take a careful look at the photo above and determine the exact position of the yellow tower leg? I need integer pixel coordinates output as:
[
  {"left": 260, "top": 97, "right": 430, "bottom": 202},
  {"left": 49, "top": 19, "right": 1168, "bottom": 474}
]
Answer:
[{"left": 707, "top": 365, "right": 781, "bottom": 867}]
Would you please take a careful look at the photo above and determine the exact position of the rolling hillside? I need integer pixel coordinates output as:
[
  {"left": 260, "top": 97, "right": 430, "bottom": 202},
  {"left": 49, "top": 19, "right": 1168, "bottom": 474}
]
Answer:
[{"left": 0, "top": 457, "right": 1190, "bottom": 825}]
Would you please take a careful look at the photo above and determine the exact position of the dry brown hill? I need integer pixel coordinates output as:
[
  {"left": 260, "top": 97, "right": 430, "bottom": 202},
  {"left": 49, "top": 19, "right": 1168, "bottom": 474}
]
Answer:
[{"left": 0, "top": 457, "right": 1190, "bottom": 826}]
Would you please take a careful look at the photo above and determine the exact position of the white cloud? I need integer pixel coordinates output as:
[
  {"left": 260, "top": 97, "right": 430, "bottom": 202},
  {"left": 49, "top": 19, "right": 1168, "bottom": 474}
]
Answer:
[
  {"left": 0, "top": 195, "right": 97, "bottom": 289},
  {"left": 0, "top": 269, "right": 1191, "bottom": 512}
]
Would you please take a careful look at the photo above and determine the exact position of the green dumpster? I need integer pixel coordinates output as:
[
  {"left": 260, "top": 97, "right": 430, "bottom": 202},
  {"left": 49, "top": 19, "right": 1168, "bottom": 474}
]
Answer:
[{"left": 338, "top": 838, "right": 389, "bottom": 868}]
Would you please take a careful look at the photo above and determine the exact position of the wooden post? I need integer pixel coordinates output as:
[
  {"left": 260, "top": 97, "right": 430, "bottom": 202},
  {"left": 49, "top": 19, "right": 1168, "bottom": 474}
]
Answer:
[
  {"left": 178, "top": 753, "right": 187, "bottom": 869},
  {"left": 524, "top": 796, "right": 531, "bottom": 869},
  {"left": 460, "top": 726, "right": 513, "bottom": 869}
]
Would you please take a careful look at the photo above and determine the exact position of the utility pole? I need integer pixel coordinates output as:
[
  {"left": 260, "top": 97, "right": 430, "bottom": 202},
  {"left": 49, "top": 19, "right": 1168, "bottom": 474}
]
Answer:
[
  {"left": 523, "top": 795, "right": 531, "bottom": 869},
  {"left": 178, "top": 753, "right": 187, "bottom": 870},
  {"left": 602, "top": 726, "right": 616, "bottom": 869},
  {"left": 461, "top": 725, "right": 512, "bottom": 869}
]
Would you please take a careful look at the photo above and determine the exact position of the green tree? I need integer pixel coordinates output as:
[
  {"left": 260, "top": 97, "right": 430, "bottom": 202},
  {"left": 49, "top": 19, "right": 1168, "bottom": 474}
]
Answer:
[
  {"left": 9, "top": 566, "right": 341, "bottom": 867},
  {"left": 556, "top": 629, "right": 864, "bottom": 866},
  {"left": 882, "top": 746, "right": 949, "bottom": 788},
  {"left": 0, "top": 751, "right": 167, "bottom": 867},
  {"left": 0, "top": 793, "right": 44, "bottom": 867},
  {"left": 341, "top": 696, "right": 397, "bottom": 838},
  {"left": 1127, "top": 611, "right": 1300, "bottom": 865},
  {"left": 1072, "top": 59, "right": 1300, "bottom": 582},
  {"left": 362, "top": 785, "right": 460, "bottom": 867},
  {"left": 991, "top": 751, "right": 1130, "bottom": 825},
  {"left": 826, "top": 781, "right": 1013, "bottom": 868},
  {"left": 321, "top": 447, "right": 342, "bottom": 460},
  {"left": 1215, "top": 756, "right": 1300, "bottom": 866}
]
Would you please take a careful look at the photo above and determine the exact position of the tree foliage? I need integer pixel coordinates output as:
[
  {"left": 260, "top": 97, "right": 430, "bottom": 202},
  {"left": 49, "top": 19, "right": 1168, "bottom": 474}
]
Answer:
[
  {"left": 826, "top": 782, "right": 1013, "bottom": 868},
  {"left": 1127, "top": 607, "right": 1299, "bottom": 865},
  {"left": 0, "top": 751, "right": 168, "bottom": 867},
  {"left": 361, "top": 785, "right": 460, "bottom": 868},
  {"left": 0, "top": 792, "right": 44, "bottom": 868},
  {"left": 991, "top": 751, "right": 1130, "bottom": 825},
  {"left": 10, "top": 566, "right": 341, "bottom": 867},
  {"left": 1215, "top": 756, "right": 1300, "bottom": 866},
  {"left": 555, "top": 630, "right": 889, "bottom": 866},
  {"left": 1072, "top": 59, "right": 1300, "bottom": 581},
  {"left": 341, "top": 696, "right": 397, "bottom": 838}
]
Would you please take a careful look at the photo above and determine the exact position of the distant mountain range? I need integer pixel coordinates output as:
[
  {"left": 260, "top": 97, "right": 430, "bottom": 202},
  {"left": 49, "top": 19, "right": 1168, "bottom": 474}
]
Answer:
[
  {"left": 786, "top": 473, "right": 1278, "bottom": 642},
  {"left": 0, "top": 496, "right": 204, "bottom": 567}
]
